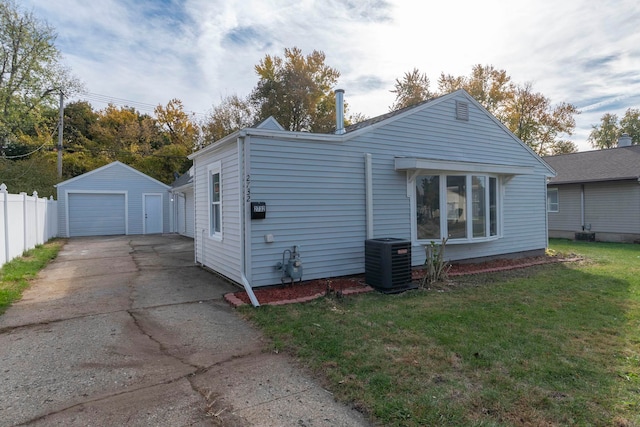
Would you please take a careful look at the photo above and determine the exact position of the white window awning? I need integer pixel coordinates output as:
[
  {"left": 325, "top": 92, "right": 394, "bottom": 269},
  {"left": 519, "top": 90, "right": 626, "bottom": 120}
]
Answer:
[{"left": 394, "top": 157, "right": 534, "bottom": 176}]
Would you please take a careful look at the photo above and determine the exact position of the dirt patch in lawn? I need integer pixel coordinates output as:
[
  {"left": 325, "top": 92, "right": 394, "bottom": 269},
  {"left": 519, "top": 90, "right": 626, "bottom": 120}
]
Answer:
[{"left": 228, "top": 254, "right": 580, "bottom": 306}]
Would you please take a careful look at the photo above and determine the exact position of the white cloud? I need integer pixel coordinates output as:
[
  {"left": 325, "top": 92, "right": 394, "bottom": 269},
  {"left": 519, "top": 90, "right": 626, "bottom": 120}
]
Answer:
[{"left": 19, "top": 0, "right": 640, "bottom": 150}]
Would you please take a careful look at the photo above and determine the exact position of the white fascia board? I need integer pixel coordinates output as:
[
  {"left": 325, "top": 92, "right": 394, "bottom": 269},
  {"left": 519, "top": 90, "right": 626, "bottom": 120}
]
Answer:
[
  {"left": 55, "top": 160, "right": 170, "bottom": 189},
  {"left": 171, "top": 182, "right": 193, "bottom": 192},
  {"left": 190, "top": 127, "right": 346, "bottom": 160},
  {"left": 243, "top": 127, "right": 346, "bottom": 143},
  {"left": 394, "top": 157, "right": 535, "bottom": 175},
  {"left": 189, "top": 131, "right": 241, "bottom": 160}
]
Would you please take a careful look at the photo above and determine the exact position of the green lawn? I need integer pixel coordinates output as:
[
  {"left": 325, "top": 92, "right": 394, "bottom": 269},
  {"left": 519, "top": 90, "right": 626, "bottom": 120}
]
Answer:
[
  {"left": 0, "top": 240, "right": 64, "bottom": 315},
  {"left": 241, "top": 240, "right": 640, "bottom": 426}
]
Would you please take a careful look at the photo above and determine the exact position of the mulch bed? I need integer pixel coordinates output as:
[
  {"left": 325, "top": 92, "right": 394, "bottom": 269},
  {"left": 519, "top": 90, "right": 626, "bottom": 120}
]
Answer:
[{"left": 226, "top": 254, "right": 579, "bottom": 307}]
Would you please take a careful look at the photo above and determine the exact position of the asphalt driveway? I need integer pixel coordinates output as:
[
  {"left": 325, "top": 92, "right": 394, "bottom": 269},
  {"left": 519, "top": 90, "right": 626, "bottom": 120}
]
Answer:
[{"left": 0, "top": 235, "right": 369, "bottom": 426}]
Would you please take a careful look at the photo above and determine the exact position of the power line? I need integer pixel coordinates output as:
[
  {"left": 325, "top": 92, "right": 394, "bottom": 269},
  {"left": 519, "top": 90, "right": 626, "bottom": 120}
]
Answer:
[
  {"left": 75, "top": 92, "right": 206, "bottom": 117},
  {"left": 1, "top": 121, "right": 60, "bottom": 159}
]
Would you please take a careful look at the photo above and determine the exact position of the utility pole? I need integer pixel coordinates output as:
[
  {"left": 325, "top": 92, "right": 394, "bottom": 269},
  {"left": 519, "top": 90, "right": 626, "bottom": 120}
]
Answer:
[{"left": 57, "top": 90, "right": 64, "bottom": 178}]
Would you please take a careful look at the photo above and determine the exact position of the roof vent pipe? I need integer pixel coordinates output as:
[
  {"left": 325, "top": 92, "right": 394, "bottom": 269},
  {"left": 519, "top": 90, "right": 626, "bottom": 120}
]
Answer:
[
  {"left": 335, "top": 89, "right": 345, "bottom": 135},
  {"left": 618, "top": 133, "right": 632, "bottom": 147}
]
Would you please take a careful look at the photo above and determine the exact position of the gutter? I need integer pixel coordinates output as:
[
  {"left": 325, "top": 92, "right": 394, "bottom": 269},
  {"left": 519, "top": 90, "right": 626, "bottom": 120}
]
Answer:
[{"left": 238, "top": 134, "right": 260, "bottom": 307}]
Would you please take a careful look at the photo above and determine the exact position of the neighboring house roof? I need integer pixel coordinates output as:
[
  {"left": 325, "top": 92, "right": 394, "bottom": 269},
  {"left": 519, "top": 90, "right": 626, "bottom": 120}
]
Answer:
[
  {"left": 544, "top": 145, "right": 640, "bottom": 184},
  {"left": 55, "top": 161, "right": 171, "bottom": 189}
]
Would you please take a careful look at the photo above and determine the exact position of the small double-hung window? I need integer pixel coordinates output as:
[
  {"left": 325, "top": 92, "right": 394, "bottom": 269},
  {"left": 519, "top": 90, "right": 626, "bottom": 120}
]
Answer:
[
  {"left": 209, "top": 162, "right": 222, "bottom": 238},
  {"left": 547, "top": 188, "right": 558, "bottom": 212}
]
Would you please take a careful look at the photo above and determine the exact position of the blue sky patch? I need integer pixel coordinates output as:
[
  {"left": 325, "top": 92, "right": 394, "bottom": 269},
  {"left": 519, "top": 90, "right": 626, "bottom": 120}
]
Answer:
[
  {"left": 580, "top": 53, "right": 619, "bottom": 71},
  {"left": 222, "top": 26, "right": 268, "bottom": 48}
]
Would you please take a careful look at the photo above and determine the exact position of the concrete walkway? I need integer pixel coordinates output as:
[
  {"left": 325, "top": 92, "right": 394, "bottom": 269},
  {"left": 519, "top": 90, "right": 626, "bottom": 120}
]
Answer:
[{"left": 0, "top": 235, "right": 369, "bottom": 426}]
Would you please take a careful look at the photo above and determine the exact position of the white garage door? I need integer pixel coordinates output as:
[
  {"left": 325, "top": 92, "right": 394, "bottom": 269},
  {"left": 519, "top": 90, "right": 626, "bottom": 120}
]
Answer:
[{"left": 68, "top": 193, "right": 126, "bottom": 237}]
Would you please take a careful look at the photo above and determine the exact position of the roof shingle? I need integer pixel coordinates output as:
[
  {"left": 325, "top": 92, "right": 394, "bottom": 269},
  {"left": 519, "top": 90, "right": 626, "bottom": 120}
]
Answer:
[{"left": 544, "top": 145, "right": 640, "bottom": 184}]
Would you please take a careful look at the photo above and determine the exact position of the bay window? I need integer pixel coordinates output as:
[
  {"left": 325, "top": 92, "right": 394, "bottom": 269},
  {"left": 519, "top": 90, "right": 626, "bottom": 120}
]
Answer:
[{"left": 415, "top": 174, "right": 499, "bottom": 242}]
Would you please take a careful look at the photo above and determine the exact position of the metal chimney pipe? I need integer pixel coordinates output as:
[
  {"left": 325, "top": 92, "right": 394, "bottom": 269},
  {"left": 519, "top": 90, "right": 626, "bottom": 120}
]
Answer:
[
  {"left": 335, "top": 89, "right": 345, "bottom": 135},
  {"left": 618, "top": 133, "right": 632, "bottom": 147}
]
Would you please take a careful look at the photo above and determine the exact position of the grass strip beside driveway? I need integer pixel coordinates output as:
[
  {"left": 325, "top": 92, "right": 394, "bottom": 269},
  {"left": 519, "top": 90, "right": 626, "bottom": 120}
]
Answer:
[
  {"left": 0, "top": 240, "right": 64, "bottom": 315},
  {"left": 241, "top": 240, "right": 640, "bottom": 426}
]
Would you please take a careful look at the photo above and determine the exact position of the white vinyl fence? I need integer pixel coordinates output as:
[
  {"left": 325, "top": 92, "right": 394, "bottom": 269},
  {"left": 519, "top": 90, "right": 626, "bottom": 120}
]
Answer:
[{"left": 1, "top": 183, "right": 58, "bottom": 268}]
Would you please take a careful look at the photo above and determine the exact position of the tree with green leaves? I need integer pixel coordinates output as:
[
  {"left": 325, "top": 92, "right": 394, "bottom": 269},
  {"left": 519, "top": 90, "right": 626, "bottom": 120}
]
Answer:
[
  {"left": 417, "top": 64, "right": 578, "bottom": 155},
  {"left": 589, "top": 108, "right": 640, "bottom": 149},
  {"left": 251, "top": 47, "right": 341, "bottom": 133},
  {"left": 201, "top": 94, "right": 255, "bottom": 145},
  {"left": 0, "top": 0, "right": 82, "bottom": 156},
  {"left": 438, "top": 64, "right": 512, "bottom": 119},
  {"left": 620, "top": 108, "right": 640, "bottom": 142},
  {"left": 502, "top": 83, "right": 578, "bottom": 155},
  {"left": 154, "top": 98, "right": 199, "bottom": 149},
  {"left": 588, "top": 113, "right": 620, "bottom": 149},
  {"left": 389, "top": 68, "right": 433, "bottom": 111}
]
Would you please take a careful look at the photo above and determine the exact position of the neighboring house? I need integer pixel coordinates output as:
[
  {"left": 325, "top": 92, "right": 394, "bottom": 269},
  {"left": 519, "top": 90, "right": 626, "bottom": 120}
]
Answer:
[
  {"left": 544, "top": 136, "right": 640, "bottom": 243},
  {"left": 55, "top": 161, "right": 172, "bottom": 237},
  {"left": 189, "top": 89, "right": 555, "bottom": 298},
  {"left": 170, "top": 166, "right": 195, "bottom": 238}
]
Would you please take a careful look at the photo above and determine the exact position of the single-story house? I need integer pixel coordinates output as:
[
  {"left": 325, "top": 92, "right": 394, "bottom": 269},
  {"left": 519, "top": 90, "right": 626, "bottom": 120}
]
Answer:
[
  {"left": 55, "top": 161, "right": 172, "bottom": 237},
  {"left": 170, "top": 166, "right": 195, "bottom": 238},
  {"left": 544, "top": 135, "right": 640, "bottom": 243},
  {"left": 189, "top": 89, "right": 555, "bottom": 304}
]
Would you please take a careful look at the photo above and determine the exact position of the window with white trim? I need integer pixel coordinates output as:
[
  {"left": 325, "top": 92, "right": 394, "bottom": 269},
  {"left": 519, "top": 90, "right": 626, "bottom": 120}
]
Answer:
[
  {"left": 209, "top": 162, "right": 222, "bottom": 237},
  {"left": 547, "top": 188, "right": 558, "bottom": 212},
  {"left": 416, "top": 174, "right": 499, "bottom": 242}
]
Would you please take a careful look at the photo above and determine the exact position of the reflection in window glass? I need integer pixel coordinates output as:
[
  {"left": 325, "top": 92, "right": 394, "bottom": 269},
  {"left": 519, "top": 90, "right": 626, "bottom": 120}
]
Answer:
[
  {"left": 472, "top": 176, "right": 486, "bottom": 237},
  {"left": 447, "top": 176, "right": 466, "bottom": 239},
  {"left": 416, "top": 175, "right": 440, "bottom": 239}
]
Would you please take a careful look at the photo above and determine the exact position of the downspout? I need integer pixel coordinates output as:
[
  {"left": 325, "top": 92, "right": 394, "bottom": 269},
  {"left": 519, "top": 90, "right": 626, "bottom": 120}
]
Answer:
[
  {"left": 580, "top": 184, "right": 585, "bottom": 231},
  {"left": 193, "top": 159, "right": 198, "bottom": 264},
  {"left": 543, "top": 178, "right": 549, "bottom": 247},
  {"left": 238, "top": 133, "right": 260, "bottom": 307},
  {"left": 365, "top": 153, "right": 374, "bottom": 239}
]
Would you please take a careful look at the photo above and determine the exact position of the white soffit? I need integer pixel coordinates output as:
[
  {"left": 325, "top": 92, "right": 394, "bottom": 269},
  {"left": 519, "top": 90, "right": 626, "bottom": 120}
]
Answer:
[{"left": 394, "top": 157, "right": 534, "bottom": 175}]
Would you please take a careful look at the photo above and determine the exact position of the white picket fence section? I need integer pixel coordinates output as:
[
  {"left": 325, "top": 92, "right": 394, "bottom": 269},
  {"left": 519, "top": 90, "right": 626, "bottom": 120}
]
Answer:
[{"left": 0, "top": 183, "right": 58, "bottom": 268}]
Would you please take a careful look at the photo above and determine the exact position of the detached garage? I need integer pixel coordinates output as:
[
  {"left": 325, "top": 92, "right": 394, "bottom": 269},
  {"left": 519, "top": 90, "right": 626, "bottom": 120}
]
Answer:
[{"left": 56, "top": 161, "right": 171, "bottom": 237}]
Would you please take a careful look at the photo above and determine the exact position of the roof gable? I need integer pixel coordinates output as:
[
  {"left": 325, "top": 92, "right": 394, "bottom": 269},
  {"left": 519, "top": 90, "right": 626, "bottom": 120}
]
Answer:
[
  {"left": 344, "top": 90, "right": 554, "bottom": 175},
  {"left": 255, "top": 116, "right": 285, "bottom": 131},
  {"left": 56, "top": 161, "right": 170, "bottom": 189},
  {"left": 544, "top": 145, "right": 640, "bottom": 184}
]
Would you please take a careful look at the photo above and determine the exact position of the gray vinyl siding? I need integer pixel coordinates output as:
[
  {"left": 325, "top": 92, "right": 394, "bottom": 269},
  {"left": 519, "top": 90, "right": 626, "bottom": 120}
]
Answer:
[
  {"left": 193, "top": 141, "right": 242, "bottom": 283},
  {"left": 246, "top": 92, "right": 550, "bottom": 286},
  {"left": 585, "top": 181, "right": 640, "bottom": 234},
  {"left": 547, "top": 181, "right": 640, "bottom": 238},
  {"left": 248, "top": 138, "right": 367, "bottom": 286},
  {"left": 548, "top": 184, "right": 582, "bottom": 232},
  {"left": 56, "top": 162, "right": 171, "bottom": 238}
]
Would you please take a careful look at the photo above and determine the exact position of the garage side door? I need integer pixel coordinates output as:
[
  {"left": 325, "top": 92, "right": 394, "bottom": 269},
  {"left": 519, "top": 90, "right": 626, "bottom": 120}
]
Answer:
[{"left": 68, "top": 193, "right": 126, "bottom": 237}]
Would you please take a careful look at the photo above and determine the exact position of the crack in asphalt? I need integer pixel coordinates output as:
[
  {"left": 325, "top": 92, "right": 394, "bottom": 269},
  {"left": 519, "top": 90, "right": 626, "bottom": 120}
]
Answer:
[
  {"left": 4, "top": 239, "right": 264, "bottom": 426},
  {"left": 18, "top": 372, "right": 204, "bottom": 426},
  {"left": 0, "top": 298, "right": 224, "bottom": 334}
]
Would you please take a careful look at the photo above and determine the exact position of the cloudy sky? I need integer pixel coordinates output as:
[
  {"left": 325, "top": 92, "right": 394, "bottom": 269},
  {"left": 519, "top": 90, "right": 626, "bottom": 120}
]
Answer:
[{"left": 21, "top": 0, "right": 640, "bottom": 151}]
